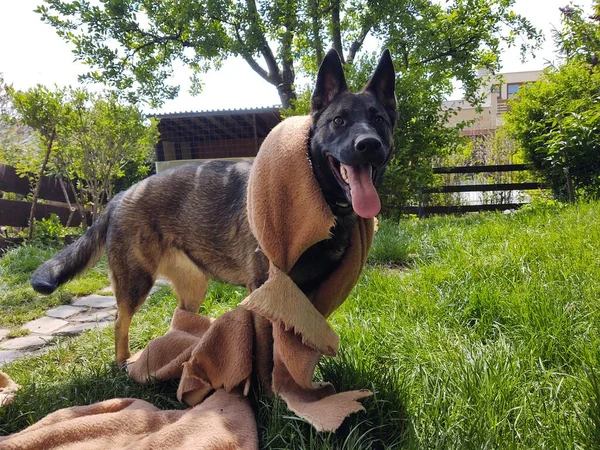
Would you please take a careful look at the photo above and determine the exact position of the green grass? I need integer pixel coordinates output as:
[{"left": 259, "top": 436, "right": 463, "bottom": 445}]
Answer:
[
  {"left": 2, "top": 202, "right": 600, "bottom": 448},
  {"left": 0, "top": 244, "right": 110, "bottom": 327},
  {"left": 5, "top": 328, "right": 30, "bottom": 339}
]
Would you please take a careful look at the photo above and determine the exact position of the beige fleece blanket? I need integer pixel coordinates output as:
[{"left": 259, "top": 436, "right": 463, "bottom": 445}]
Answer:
[
  {"left": 0, "top": 371, "right": 20, "bottom": 407},
  {"left": 0, "top": 389, "right": 257, "bottom": 450},
  {"left": 0, "top": 115, "right": 375, "bottom": 448}
]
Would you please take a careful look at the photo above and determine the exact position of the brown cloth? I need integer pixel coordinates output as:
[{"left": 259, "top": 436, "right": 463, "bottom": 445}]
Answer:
[
  {"left": 0, "top": 115, "right": 374, "bottom": 448},
  {"left": 129, "top": 115, "right": 375, "bottom": 431},
  {"left": 0, "top": 389, "right": 257, "bottom": 450},
  {"left": 241, "top": 115, "right": 375, "bottom": 429},
  {"left": 0, "top": 371, "right": 20, "bottom": 407}
]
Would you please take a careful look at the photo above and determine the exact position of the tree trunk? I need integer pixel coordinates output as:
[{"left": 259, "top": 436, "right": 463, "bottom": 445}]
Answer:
[
  {"left": 310, "top": 0, "right": 324, "bottom": 67},
  {"left": 565, "top": 167, "right": 575, "bottom": 203},
  {"left": 68, "top": 178, "right": 88, "bottom": 230},
  {"left": 58, "top": 177, "right": 75, "bottom": 228},
  {"left": 92, "top": 197, "right": 100, "bottom": 222},
  {"left": 330, "top": 0, "right": 345, "bottom": 64},
  {"left": 563, "top": 150, "right": 575, "bottom": 203},
  {"left": 27, "top": 127, "right": 56, "bottom": 240},
  {"left": 90, "top": 184, "right": 100, "bottom": 223},
  {"left": 276, "top": 80, "right": 297, "bottom": 109}
]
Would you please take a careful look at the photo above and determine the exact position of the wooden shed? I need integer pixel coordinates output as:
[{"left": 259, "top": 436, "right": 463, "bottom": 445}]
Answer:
[{"left": 150, "top": 107, "right": 282, "bottom": 172}]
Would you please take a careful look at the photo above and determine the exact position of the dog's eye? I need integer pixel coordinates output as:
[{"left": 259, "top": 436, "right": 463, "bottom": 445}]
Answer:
[
  {"left": 333, "top": 116, "right": 345, "bottom": 125},
  {"left": 375, "top": 116, "right": 385, "bottom": 124}
]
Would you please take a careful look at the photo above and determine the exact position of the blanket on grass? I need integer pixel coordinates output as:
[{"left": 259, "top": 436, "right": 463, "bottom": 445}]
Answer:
[
  {"left": 0, "top": 116, "right": 375, "bottom": 449},
  {"left": 0, "top": 371, "right": 19, "bottom": 407}
]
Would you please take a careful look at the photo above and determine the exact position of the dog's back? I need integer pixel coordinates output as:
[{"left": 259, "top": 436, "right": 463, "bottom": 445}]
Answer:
[{"left": 107, "top": 160, "right": 266, "bottom": 287}]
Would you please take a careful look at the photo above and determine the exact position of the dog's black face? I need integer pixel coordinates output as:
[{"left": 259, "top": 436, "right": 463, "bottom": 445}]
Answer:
[{"left": 309, "top": 49, "right": 397, "bottom": 219}]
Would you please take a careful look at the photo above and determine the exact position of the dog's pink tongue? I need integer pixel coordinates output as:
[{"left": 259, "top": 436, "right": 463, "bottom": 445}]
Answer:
[{"left": 342, "top": 164, "right": 381, "bottom": 218}]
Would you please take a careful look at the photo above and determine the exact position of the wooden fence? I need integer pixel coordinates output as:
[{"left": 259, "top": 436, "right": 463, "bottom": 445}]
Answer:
[
  {"left": 1, "top": 162, "right": 546, "bottom": 248},
  {"left": 0, "top": 164, "right": 87, "bottom": 233},
  {"left": 404, "top": 164, "right": 546, "bottom": 217}
]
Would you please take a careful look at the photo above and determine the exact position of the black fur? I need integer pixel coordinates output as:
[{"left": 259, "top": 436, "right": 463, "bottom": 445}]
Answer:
[
  {"left": 290, "top": 49, "right": 397, "bottom": 289},
  {"left": 309, "top": 49, "right": 396, "bottom": 210}
]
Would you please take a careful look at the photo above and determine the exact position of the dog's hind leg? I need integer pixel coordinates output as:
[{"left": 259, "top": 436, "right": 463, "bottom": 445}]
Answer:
[
  {"left": 111, "top": 266, "right": 155, "bottom": 367},
  {"left": 158, "top": 249, "right": 209, "bottom": 313}
]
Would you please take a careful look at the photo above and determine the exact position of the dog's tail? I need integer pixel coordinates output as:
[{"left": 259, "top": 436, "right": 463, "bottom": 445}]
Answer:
[{"left": 31, "top": 196, "right": 120, "bottom": 295}]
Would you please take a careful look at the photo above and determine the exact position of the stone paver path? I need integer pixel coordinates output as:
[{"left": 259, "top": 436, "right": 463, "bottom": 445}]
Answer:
[
  {"left": 0, "top": 335, "right": 54, "bottom": 351},
  {"left": 0, "top": 280, "right": 169, "bottom": 367},
  {"left": 0, "top": 293, "right": 116, "bottom": 366},
  {"left": 0, "top": 289, "right": 116, "bottom": 366},
  {"left": 23, "top": 317, "right": 70, "bottom": 335},
  {"left": 46, "top": 305, "right": 85, "bottom": 319},
  {"left": 0, "top": 350, "right": 23, "bottom": 365},
  {"left": 72, "top": 295, "right": 117, "bottom": 309}
]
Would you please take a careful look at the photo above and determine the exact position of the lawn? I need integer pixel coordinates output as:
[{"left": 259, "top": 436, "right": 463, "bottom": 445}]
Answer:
[
  {"left": 0, "top": 244, "right": 110, "bottom": 329},
  {"left": 1, "top": 201, "right": 600, "bottom": 448}
]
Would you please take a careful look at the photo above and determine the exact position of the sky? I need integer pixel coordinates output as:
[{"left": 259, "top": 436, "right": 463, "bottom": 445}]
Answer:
[{"left": 0, "top": 0, "right": 594, "bottom": 114}]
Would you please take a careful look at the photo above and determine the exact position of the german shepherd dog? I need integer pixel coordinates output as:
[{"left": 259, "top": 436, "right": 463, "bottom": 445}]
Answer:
[{"left": 31, "top": 49, "right": 397, "bottom": 366}]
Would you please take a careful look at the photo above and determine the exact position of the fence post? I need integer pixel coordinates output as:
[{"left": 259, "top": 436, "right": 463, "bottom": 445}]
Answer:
[
  {"left": 564, "top": 166, "right": 575, "bottom": 203},
  {"left": 417, "top": 182, "right": 423, "bottom": 219}
]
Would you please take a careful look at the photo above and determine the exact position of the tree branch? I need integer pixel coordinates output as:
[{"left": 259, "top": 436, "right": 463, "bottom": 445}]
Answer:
[
  {"left": 127, "top": 24, "right": 196, "bottom": 58},
  {"left": 401, "top": 42, "right": 410, "bottom": 69},
  {"left": 231, "top": 26, "right": 274, "bottom": 84},
  {"left": 244, "top": 0, "right": 282, "bottom": 86},
  {"left": 416, "top": 35, "right": 479, "bottom": 65},
  {"left": 346, "top": 22, "right": 371, "bottom": 65},
  {"left": 331, "top": 0, "right": 345, "bottom": 64},
  {"left": 279, "top": 0, "right": 297, "bottom": 106},
  {"left": 243, "top": 55, "right": 274, "bottom": 84},
  {"left": 310, "top": 0, "right": 324, "bottom": 66}
]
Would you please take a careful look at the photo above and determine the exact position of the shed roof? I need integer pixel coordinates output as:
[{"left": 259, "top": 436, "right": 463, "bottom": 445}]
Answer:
[{"left": 148, "top": 105, "right": 281, "bottom": 119}]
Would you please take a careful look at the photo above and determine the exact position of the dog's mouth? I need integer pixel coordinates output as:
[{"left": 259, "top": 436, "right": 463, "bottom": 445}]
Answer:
[{"left": 327, "top": 156, "right": 381, "bottom": 218}]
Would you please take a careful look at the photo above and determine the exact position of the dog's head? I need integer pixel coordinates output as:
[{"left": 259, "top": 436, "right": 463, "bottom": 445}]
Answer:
[{"left": 309, "top": 49, "right": 397, "bottom": 219}]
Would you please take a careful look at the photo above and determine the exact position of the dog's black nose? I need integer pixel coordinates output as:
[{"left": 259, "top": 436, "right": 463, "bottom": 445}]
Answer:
[{"left": 355, "top": 136, "right": 382, "bottom": 153}]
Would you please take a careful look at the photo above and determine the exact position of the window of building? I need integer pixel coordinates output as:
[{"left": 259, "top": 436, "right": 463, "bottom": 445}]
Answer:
[{"left": 507, "top": 83, "right": 522, "bottom": 98}]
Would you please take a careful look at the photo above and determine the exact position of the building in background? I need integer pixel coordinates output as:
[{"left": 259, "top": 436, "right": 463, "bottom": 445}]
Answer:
[{"left": 442, "top": 69, "right": 543, "bottom": 138}]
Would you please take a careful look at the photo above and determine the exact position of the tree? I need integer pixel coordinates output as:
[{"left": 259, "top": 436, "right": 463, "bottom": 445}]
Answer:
[
  {"left": 505, "top": 1, "right": 600, "bottom": 202},
  {"left": 1, "top": 85, "right": 158, "bottom": 236},
  {"left": 554, "top": 1, "right": 600, "bottom": 67},
  {"left": 0, "top": 76, "right": 36, "bottom": 169},
  {"left": 4, "top": 85, "right": 67, "bottom": 239},
  {"left": 59, "top": 90, "right": 158, "bottom": 221},
  {"left": 37, "top": 0, "right": 540, "bottom": 110}
]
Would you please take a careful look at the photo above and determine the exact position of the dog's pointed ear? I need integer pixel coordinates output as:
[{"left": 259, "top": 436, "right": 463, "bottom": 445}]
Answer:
[
  {"left": 311, "top": 49, "right": 348, "bottom": 115},
  {"left": 364, "top": 49, "right": 397, "bottom": 118}
]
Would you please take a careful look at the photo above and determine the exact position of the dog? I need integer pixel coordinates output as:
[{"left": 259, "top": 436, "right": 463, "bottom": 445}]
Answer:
[{"left": 31, "top": 49, "right": 397, "bottom": 366}]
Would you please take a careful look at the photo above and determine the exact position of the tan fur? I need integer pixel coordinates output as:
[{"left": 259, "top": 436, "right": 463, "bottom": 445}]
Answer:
[{"left": 157, "top": 249, "right": 209, "bottom": 312}]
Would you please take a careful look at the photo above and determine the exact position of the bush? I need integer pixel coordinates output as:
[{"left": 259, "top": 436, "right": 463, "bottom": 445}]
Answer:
[
  {"left": 505, "top": 1, "right": 600, "bottom": 202},
  {"left": 29, "top": 214, "right": 70, "bottom": 245},
  {"left": 505, "top": 63, "right": 600, "bottom": 201}
]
